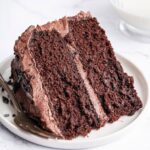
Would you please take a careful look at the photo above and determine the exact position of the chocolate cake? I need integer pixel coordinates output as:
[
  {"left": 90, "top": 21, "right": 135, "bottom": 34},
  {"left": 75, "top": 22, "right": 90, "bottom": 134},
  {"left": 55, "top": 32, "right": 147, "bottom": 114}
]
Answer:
[{"left": 11, "top": 11, "right": 142, "bottom": 139}]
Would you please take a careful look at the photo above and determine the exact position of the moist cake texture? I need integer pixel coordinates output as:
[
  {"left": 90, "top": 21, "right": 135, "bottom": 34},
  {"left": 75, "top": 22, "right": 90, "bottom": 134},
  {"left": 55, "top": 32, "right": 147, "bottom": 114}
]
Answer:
[
  {"left": 11, "top": 11, "right": 142, "bottom": 139},
  {"left": 65, "top": 15, "right": 142, "bottom": 122}
]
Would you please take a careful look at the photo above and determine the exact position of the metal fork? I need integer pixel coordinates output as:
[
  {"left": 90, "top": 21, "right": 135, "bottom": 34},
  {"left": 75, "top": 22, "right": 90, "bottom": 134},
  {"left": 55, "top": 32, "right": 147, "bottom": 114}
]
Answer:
[{"left": 0, "top": 73, "right": 52, "bottom": 138}]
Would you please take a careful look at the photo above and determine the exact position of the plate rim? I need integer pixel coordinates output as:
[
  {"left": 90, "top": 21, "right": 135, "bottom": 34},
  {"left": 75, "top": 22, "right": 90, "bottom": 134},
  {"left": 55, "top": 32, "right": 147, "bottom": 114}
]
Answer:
[{"left": 0, "top": 54, "right": 149, "bottom": 149}]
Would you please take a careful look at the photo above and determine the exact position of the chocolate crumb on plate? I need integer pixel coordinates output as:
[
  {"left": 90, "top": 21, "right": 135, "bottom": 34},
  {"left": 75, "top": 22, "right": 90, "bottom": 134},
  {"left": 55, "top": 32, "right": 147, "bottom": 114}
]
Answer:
[
  {"left": 1, "top": 87, "right": 4, "bottom": 92},
  {"left": 7, "top": 80, "right": 13, "bottom": 86},
  {"left": 4, "top": 114, "right": 9, "bottom": 117},
  {"left": 12, "top": 114, "right": 16, "bottom": 117},
  {"left": 2, "top": 96, "right": 9, "bottom": 104}
]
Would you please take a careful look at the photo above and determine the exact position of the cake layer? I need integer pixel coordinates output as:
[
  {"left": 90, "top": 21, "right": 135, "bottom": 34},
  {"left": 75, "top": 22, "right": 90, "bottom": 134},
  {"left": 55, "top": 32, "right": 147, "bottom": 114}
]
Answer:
[
  {"left": 28, "top": 29, "right": 106, "bottom": 138},
  {"left": 65, "top": 16, "right": 142, "bottom": 122}
]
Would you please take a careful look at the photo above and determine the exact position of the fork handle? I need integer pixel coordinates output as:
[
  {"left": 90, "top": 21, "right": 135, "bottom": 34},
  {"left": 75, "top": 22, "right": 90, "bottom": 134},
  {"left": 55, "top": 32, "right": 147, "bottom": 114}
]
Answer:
[{"left": 0, "top": 73, "right": 21, "bottom": 112}]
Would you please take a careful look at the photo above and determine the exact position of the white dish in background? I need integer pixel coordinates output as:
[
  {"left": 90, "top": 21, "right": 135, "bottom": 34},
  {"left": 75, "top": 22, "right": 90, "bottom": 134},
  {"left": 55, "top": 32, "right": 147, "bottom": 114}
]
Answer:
[
  {"left": 0, "top": 54, "right": 149, "bottom": 149},
  {"left": 110, "top": 0, "right": 150, "bottom": 42}
]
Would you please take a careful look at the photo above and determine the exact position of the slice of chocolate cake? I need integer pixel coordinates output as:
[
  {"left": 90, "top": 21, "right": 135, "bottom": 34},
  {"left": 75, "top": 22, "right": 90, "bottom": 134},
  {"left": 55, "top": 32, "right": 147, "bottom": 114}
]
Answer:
[
  {"left": 65, "top": 13, "right": 143, "bottom": 122},
  {"left": 11, "top": 15, "right": 108, "bottom": 139},
  {"left": 11, "top": 11, "right": 142, "bottom": 139}
]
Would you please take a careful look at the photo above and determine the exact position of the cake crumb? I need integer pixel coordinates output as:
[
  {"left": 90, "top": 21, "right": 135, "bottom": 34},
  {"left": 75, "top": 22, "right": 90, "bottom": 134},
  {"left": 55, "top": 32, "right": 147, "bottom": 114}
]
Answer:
[
  {"left": 12, "top": 114, "right": 16, "bottom": 117},
  {"left": 2, "top": 96, "right": 9, "bottom": 104},
  {"left": 4, "top": 114, "right": 9, "bottom": 117}
]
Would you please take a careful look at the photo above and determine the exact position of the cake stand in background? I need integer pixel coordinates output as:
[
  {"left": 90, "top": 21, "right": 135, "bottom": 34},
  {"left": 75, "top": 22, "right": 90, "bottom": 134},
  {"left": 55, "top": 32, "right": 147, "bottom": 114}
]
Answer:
[{"left": 110, "top": 0, "right": 150, "bottom": 43}]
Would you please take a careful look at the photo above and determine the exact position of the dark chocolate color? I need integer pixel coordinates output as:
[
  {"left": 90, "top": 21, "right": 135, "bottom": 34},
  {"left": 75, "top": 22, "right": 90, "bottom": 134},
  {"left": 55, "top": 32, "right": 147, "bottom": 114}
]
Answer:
[
  {"left": 2, "top": 96, "right": 9, "bottom": 104},
  {"left": 28, "top": 29, "right": 101, "bottom": 138},
  {"left": 66, "top": 17, "right": 142, "bottom": 122}
]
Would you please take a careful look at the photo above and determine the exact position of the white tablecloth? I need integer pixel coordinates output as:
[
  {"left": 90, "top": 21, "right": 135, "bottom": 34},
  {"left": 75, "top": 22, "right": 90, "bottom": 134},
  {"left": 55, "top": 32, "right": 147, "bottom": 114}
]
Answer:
[{"left": 0, "top": 0, "right": 150, "bottom": 149}]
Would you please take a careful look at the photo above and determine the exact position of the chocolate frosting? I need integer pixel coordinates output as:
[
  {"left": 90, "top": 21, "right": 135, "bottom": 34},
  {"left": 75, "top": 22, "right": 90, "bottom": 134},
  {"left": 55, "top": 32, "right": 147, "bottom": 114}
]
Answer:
[{"left": 14, "top": 26, "right": 63, "bottom": 137}]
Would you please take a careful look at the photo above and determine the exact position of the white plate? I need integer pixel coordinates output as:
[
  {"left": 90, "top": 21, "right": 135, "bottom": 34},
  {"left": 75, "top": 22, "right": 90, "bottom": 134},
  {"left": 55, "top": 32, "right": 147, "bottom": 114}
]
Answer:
[{"left": 0, "top": 54, "right": 149, "bottom": 149}]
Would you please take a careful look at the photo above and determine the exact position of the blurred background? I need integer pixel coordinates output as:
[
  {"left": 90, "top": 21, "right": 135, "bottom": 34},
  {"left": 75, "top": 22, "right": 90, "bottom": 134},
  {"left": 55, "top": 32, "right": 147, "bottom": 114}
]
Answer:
[
  {"left": 0, "top": 0, "right": 150, "bottom": 59},
  {"left": 0, "top": 0, "right": 117, "bottom": 60},
  {"left": 1, "top": 0, "right": 150, "bottom": 62}
]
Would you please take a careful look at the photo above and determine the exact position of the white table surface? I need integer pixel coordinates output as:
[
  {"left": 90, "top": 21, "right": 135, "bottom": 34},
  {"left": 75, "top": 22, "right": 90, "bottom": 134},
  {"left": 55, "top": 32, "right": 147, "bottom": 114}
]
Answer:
[{"left": 0, "top": 0, "right": 150, "bottom": 150}]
